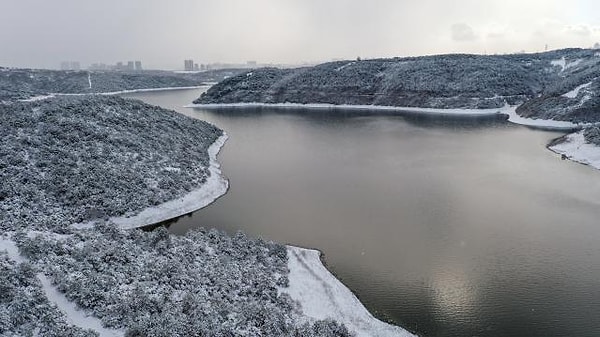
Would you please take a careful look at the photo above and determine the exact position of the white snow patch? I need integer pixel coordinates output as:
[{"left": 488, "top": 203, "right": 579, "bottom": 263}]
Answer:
[
  {"left": 549, "top": 131, "right": 600, "bottom": 170},
  {"left": 565, "top": 58, "right": 583, "bottom": 69},
  {"left": 335, "top": 62, "right": 356, "bottom": 71},
  {"left": 88, "top": 72, "right": 92, "bottom": 89},
  {"left": 20, "top": 94, "right": 56, "bottom": 102},
  {"left": 551, "top": 57, "right": 566, "bottom": 71},
  {"left": 502, "top": 105, "right": 584, "bottom": 130},
  {"left": 27, "top": 230, "right": 73, "bottom": 240},
  {"left": 38, "top": 274, "right": 124, "bottom": 337},
  {"left": 246, "top": 72, "right": 253, "bottom": 77},
  {"left": 563, "top": 82, "right": 592, "bottom": 98},
  {"left": 104, "top": 133, "right": 229, "bottom": 229},
  {"left": 0, "top": 237, "right": 26, "bottom": 263},
  {"left": 162, "top": 166, "right": 181, "bottom": 172},
  {"left": 283, "top": 246, "right": 415, "bottom": 337}
]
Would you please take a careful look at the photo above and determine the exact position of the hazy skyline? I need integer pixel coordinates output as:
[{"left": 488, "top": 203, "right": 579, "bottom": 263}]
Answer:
[{"left": 1, "top": 0, "right": 599, "bottom": 70}]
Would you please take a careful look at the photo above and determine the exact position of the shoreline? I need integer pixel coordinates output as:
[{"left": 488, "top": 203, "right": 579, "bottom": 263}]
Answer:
[
  {"left": 187, "top": 102, "right": 586, "bottom": 130},
  {"left": 73, "top": 133, "right": 229, "bottom": 230},
  {"left": 282, "top": 246, "right": 415, "bottom": 337},
  {"left": 112, "top": 133, "right": 228, "bottom": 230},
  {"left": 19, "top": 85, "right": 209, "bottom": 102},
  {"left": 186, "top": 101, "right": 505, "bottom": 116},
  {"left": 547, "top": 131, "right": 600, "bottom": 170}
]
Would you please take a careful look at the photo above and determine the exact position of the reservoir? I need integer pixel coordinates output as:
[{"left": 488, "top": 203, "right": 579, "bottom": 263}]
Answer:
[{"left": 124, "top": 88, "right": 600, "bottom": 337}]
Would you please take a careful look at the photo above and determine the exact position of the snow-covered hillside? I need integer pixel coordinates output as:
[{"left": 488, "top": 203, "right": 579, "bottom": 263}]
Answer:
[
  {"left": 195, "top": 48, "right": 600, "bottom": 123},
  {"left": 0, "top": 68, "right": 246, "bottom": 102},
  {"left": 0, "top": 96, "right": 222, "bottom": 232}
]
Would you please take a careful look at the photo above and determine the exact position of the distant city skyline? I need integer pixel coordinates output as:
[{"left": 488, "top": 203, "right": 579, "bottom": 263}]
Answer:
[{"left": 1, "top": 0, "right": 599, "bottom": 69}]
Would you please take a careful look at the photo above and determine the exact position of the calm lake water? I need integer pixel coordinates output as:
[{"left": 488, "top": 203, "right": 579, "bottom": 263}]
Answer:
[{"left": 124, "top": 89, "right": 600, "bottom": 337}]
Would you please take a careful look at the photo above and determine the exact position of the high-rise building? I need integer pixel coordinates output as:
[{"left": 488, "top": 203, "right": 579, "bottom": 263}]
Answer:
[
  {"left": 184, "top": 59, "right": 194, "bottom": 71},
  {"left": 134, "top": 61, "right": 142, "bottom": 71},
  {"left": 127, "top": 61, "right": 135, "bottom": 71}
]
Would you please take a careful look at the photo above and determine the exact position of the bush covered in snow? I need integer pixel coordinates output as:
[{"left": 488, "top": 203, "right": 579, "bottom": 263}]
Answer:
[
  {"left": 0, "top": 252, "right": 97, "bottom": 336},
  {"left": 0, "top": 96, "right": 222, "bottom": 232},
  {"left": 14, "top": 225, "right": 352, "bottom": 337}
]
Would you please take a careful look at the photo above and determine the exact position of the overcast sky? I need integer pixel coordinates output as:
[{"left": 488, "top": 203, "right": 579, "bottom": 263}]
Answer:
[{"left": 1, "top": 0, "right": 599, "bottom": 70}]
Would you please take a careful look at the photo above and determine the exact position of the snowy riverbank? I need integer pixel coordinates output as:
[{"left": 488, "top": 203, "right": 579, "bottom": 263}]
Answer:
[
  {"left": 548, "top": 131, "right": 600, "bottom": 170},
  {"left": 76, "top": 133, "right": 229, "bottom": 230},
  {"left": 283, "top": 246, "right": 415, "bottom": 337},
  {"left": 188, "top": 101, "right": 587, "bottom": 130},
  {"left": 186, "top": 101, "right": 505, "bottom": 116}
]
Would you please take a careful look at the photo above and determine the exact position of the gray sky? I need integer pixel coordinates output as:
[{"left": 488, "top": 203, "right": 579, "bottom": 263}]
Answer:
[{"left": 1, "top": 0, "right": 599, "bottom": 70}]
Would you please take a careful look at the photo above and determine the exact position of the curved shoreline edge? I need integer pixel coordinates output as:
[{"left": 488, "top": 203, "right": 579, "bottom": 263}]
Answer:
[
  {"left": 113, "top": 133, "right": 229, "bottom": 230},
  {"left": 548, "top": 131, "right": 600, "bottom": 170},
  {"left": 186, "top": 102, "right": 585, "bottom": 130},
  {"left": 282, "top": 246, "right": 415, "bottom": 337}
]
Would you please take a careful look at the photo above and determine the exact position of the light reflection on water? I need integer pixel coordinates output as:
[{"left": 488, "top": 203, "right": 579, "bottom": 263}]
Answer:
[{"left": 125, "top": 89, "right": 600, "bottom": 337}]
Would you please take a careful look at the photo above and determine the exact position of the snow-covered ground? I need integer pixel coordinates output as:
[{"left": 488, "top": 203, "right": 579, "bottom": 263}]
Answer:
[
  {"left": 0, "top": 236, "right": 25, "bottom": 263},
  {"left": 551, "top": 57, "right": 567, "bottom": 71},
  {"left": 76, "top": 133, "right": 229, "bottom": 230},
  {"left": 562, "top": 82, "right": 592, "bottom": 98},
  {"left": 19, "top": 94, "right": 56, "bottom": 102},
  {"left": 502, "top": 105, "right": 584, "bottom": 130},
  {"left": 549, "top": 131, "right": 600, "bottom": 170},
  {"left": 283, "top": 246, "right": 415, "bottom": 337}
]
